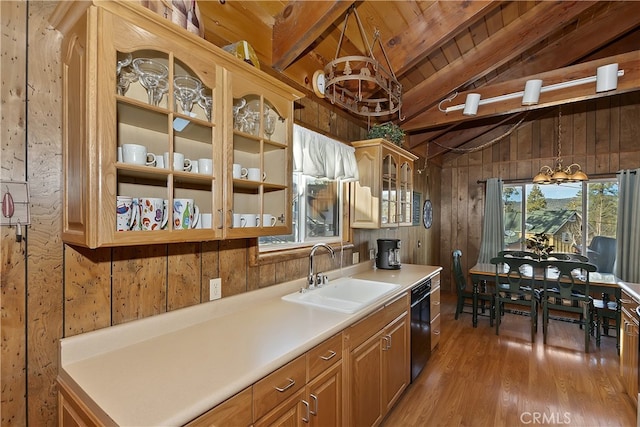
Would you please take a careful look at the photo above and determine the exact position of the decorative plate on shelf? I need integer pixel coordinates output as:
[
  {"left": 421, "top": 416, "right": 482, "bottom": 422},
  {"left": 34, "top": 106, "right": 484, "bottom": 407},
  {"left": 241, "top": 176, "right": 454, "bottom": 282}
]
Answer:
[{"left": 423, "top": 199, "right": 433, "bottom": 229}]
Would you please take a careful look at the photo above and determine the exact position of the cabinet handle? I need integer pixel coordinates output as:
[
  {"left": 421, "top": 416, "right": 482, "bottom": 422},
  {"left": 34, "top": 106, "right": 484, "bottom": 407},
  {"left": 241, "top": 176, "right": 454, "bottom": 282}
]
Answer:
[
  {"left": 301, "top": 399, "right": 310, "bottom": 423},
  {"left": 434, "top": 330, "right": 441, "bottom": 335},
  {"left": 320, "top": 350, "right": 336, "bottom": 361},
  {"left": 274, "top": 377, "right": 295, "bottom": 392},
  {"left": 217, "top": 209, "right": 224, "bottom": 229},
  {"left": 310, "top": 393, "right": 318, "bottom": 416},
  {"left": 387, "top": 334, "right": 392, "bottom": 349},
  {"left": 382, "top": 335, "right": 391, "bottom": 350},
  {"left": 433, "top": 301, "right": 440, "bottom": 306}
]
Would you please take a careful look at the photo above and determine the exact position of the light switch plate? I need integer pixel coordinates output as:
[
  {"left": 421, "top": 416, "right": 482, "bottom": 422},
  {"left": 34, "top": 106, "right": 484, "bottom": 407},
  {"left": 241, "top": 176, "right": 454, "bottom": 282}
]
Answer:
[
  {"left": 352, "top": 252, "right": 360, "bottom": 264},
  {"left": 209, "top": 278, "right": 222, "bottom": 300}
]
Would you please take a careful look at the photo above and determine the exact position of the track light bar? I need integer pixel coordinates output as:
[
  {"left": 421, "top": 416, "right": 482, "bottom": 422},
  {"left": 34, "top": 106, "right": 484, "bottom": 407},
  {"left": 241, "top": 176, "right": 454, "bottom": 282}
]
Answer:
[{"left": 444, "top": 64, "right": 624, "bottom": 115}]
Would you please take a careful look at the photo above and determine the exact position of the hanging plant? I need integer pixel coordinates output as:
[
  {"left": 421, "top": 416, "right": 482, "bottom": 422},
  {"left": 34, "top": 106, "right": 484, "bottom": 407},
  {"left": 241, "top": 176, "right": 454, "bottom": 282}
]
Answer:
[{"left": 367, "top": 122, "right": 405, "bottom": 146}]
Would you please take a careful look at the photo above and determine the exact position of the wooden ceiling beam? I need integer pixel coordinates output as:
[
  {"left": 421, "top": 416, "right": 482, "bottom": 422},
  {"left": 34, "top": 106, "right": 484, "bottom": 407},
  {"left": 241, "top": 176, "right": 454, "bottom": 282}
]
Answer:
[
  {"left": 272, "top": 1, "right": 354, "bottom": 72},
  {"left": 491, "top": 1, "right": 640, "bottom": 83},
  {"left": 401, "top": 1, "right": 596, "bottom": 124},
  {"left": 403, "top": 51, "right": 640, "bottom": 131}
]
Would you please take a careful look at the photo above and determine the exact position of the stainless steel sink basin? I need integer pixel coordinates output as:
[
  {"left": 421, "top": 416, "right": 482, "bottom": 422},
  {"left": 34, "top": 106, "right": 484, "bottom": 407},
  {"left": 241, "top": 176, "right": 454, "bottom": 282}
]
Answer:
[{"left": 282, "top": 277, "right": 400, "bottom": 314}]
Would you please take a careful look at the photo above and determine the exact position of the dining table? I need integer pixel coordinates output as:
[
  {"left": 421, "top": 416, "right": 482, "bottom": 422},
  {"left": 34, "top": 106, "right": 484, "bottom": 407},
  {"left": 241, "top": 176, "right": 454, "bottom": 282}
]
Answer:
[{"left": 468, "top": 262, "right": 622, "bottom": 320}]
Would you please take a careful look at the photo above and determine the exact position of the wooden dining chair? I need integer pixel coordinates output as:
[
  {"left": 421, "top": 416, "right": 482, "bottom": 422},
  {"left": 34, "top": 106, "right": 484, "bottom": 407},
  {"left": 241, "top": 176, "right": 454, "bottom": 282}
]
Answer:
[
  {"left": 539, "top": 259, "right": 597, "bottom": 352},
  {"left": 490, "top": 256, "right": 539, "bottom": 342},
  {"left": 548, "top": 253, "right": 589, "bottom": 262},
  {"left": 452, "top": 250, "right": 494, "bottom": 327}
]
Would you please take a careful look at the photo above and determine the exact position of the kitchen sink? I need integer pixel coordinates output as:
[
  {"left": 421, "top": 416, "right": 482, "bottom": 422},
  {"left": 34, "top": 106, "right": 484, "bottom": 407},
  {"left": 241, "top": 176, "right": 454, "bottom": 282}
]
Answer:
[{"left": 282, "top": 277, "right": 400, "bottom": 314}]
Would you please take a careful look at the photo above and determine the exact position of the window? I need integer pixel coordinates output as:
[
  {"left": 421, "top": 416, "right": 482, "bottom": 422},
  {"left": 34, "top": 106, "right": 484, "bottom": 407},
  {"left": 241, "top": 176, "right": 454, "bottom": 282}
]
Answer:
[
  {"left": 259, "top": 125, "right": 356, "bottom": 251},
  {"left": 259, "top": 173, "right": 343, "bottom": 249},
  {"left": 503, "top": 179, "right": 618, "bottom": 255}
]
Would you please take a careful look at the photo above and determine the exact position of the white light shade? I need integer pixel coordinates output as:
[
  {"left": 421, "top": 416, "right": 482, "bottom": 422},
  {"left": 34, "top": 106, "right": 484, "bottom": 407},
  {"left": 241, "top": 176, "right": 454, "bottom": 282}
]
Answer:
[
  {"left": 463, "top": 93, "right": 481, "bottom": 116},
  {"left": 596, "top": 63, "right": 619, "bottom": 92},
  {"left": 522, "top": 79, "right": 543, "bottom": 105}
]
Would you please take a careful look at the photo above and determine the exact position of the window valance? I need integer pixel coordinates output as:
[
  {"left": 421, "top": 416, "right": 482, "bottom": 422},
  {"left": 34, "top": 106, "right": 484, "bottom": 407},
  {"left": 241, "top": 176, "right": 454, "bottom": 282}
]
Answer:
[{"left": 292, "top": 125, "right": 359, "bottom": 181}]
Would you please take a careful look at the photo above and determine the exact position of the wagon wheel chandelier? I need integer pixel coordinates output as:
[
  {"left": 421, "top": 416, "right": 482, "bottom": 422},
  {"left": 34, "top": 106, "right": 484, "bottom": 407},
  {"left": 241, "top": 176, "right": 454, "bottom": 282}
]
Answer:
[{"left": 323, "top": 5, "right": 403, "bottom": 121}]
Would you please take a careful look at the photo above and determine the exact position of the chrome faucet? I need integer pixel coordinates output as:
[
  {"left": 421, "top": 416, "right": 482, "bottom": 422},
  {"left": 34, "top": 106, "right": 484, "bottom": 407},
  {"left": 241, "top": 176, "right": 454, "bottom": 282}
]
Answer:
[{"left": 307, "top": 243, "right": 335, "bottom": 290}]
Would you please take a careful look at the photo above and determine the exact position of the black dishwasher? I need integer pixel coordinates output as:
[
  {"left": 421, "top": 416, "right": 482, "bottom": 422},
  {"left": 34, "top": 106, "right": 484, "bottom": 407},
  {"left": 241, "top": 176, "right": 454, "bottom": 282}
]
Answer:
[{"left": 410, "top": 278, "right": 431, "bottom": 382}]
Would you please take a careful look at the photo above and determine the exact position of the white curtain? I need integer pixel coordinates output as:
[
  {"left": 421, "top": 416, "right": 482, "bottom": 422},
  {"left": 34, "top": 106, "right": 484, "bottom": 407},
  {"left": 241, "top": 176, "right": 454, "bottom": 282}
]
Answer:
[
  {"left": 615, "top": 169, "right": 640, "bottom": 282},
  {"left": 477, "top": 178, "right": 505, "bottom": 264},
  {"left": 292, "top": 125, "right": 359, "bottom": 181}
]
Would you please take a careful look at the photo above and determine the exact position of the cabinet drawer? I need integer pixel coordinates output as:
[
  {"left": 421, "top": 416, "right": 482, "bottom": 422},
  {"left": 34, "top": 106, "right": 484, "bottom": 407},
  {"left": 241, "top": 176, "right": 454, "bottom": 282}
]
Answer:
[
  {"left": 253, "top": 354, "right": 306, "bottom": 420},
  {"left": 186, "top": 387, "right": 252, "bottom": 426},
  {"left": 430, "top": 287, "right": 441, "bottom": 320},
  {"left": 307, "top": 332, "right": 343, "bottom": 381},
  {"left": 431, "top": 313, "right": 441, "bottom": 350},
  {"left": 348, "top": 292, "right": 408, "bottom": 349},
  {"left": 620, "top": 290, "right": 640, "bottom": 321}
]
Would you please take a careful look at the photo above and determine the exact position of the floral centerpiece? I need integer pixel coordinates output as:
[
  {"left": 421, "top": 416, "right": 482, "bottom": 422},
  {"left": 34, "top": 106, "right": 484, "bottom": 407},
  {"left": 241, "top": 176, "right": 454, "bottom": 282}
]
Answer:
[
  {"left": 367, "top": 122, "right": 405, "bottom": 147},
  {"left": 526, "top": 232, "right": 554, "bottom": 260}
]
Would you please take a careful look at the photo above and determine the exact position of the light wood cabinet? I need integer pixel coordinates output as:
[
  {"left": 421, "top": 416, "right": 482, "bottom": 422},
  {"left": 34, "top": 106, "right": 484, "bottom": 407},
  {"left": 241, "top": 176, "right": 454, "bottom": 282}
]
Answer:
[
  {"left": 620, "top": 290, "right": 639, "bottom": 407},
  {"left": 350, "top": 139, "right": 417, "bottom": 229},
  {"left": 51, "top": 1, "right": 301, "bottom": 248},
  {"left": 430, "top": 273, "right": 441, "bottom": 351},
  {"left": 348, "top": 293, "right": 410, "bottom": 427}
]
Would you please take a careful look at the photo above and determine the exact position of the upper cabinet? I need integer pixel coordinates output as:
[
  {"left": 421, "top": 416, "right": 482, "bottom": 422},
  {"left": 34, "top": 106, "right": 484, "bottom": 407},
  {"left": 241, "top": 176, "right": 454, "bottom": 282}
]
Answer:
[
  {"left": 51, "top": 1, "right": 302, "bottom": 248},
  {"left": 350, "top": 139, "right": 417, "bottom": 229}
]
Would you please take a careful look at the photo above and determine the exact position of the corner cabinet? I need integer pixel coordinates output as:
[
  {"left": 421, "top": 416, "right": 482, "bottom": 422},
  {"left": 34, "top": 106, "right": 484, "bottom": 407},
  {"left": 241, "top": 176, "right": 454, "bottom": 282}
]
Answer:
[
  {"left": 51, "top": 1, "right": 301, "bottom": 248},
  {"left": 350, "top": 139, "right": 418, "bottom": 229}
]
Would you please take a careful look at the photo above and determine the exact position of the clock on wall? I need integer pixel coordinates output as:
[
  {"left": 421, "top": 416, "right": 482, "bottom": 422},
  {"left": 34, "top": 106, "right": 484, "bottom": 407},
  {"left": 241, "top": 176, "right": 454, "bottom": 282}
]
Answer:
[
  {"left": 312, "top": 70, "right": 326, "bottom": 98},
  {"left": 423, "top": 199, "right": 433, "bottom": 229}
]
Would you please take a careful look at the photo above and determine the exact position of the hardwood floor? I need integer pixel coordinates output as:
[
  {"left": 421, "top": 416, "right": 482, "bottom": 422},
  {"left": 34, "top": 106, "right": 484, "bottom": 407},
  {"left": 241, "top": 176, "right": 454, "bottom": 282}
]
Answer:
[{"left": 384, "top": 292, "right": 637, "bottom": 426}]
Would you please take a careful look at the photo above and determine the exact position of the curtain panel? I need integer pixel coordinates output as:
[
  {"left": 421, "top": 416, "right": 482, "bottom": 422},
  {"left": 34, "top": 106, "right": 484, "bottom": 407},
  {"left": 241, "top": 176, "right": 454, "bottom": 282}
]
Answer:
[
  {"left": 477, "top": 178, "right": 505, "bottom": 264},
  {"left": 615, "top": 169, "right": 640, "bottom": 282},
  {"left": 292, "top": 125, "right": 359, "bottom": 181}
]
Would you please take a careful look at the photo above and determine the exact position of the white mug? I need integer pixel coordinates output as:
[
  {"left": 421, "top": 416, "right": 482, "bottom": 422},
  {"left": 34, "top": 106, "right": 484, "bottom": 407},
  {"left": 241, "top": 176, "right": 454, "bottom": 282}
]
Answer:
[
  {"left": 247, "top": 168, "right": 265, "bottom": 182},
  {"left": 190, "top": 162, "right": 199, "bottom": 173},
  {"left": 173, "top": 198, "right": 200, "bottom": 229},
  {"left": 260, "top": 214, "right": 277, "bottom": 227},
  {"left": 138, "top": 197, "right": 168, "bottom": 231},
  {"left": 155, "top": 155, "right": 165, "bottom": 168},
  {"left": 233, "top": 163, "right": 248, "bottom": 179},
  {"left": 116, "top": 196, "right": 138, "bottom": 231},
  {"left": 198, "top": 213, "right": 212, "bottom": 229},
  {"left": 198, "top": 158, "right": 213, "bottom": 175},
  {"left": 232, "top": 213, "right": 245, "bottom": 228},
  {"left": 183, "top": 158, "right": 193, "bottom": 172},
  {"left": 164, "top": 152, "right": 191, "bottom": 172},
  {"left": 241, "top": 213, "right": 257, "bottom": 227},
  {"left": 122, "top": 144, "right": 152, "bottom": 165}
]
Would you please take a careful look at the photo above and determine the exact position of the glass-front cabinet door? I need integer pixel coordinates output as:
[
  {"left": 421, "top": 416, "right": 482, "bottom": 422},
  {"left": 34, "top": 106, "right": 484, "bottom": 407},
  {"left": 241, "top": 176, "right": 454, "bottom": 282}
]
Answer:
[
  {"left": 56, "top": 2, "right": 301, "bottom": 247},
  {"left": 381, "top": 154, "right": 398, "bottom": 226},
  {"left": 398, "top": 161, "right": 413, "bottom": 226},
  {"left": 226, "top": 75, "right": 293, "bottom": 237}
]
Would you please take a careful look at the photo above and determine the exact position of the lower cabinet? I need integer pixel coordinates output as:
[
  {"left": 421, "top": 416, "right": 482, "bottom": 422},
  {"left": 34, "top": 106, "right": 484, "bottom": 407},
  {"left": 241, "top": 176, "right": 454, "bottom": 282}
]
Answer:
[
  {"left": 186, "top": 387, "right": 253, "bottom": 426},
  {"left": 348, "top": 293, "right": 410, "bottom": 427},
  {"left": 620, "top": 290, "right": 639, "bottom": 407},
  {"left": 430, "top": 273, "right": 441, "bottom": 351}
]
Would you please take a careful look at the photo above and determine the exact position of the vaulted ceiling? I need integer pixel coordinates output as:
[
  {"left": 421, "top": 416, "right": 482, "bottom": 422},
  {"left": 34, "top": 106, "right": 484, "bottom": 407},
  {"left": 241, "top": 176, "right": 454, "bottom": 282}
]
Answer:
[{"left": 197, "top": 1, "right": 640, "bottom": 163}]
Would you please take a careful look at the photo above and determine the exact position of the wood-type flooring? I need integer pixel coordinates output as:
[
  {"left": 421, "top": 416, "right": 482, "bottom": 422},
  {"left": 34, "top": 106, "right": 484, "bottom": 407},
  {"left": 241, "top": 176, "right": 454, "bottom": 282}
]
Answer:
[{"left": 383, "top": 292, "right": 637, "bottom": 426}]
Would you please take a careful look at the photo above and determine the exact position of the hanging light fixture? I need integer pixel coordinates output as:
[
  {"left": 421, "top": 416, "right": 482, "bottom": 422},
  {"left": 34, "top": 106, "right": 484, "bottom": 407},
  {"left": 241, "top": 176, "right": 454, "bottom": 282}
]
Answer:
[
  {"left": 533, "top": 107, "right": 589, "bottom": 185},
  {"left": 323, "top": 6, "right": 402, "bottom": 120}
]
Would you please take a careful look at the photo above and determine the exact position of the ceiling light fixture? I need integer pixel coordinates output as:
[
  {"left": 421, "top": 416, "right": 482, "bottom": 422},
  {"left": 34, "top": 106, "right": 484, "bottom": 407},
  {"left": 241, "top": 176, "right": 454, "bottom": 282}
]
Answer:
[
  {"left": 532, "top": 107, "right": 588, "bottom": 185},
  {"left": 324, "top": 6, "right": 402, "bottom": 120},
  {"left": 439, "top": 63, "right": 623, "bottom": 115}
]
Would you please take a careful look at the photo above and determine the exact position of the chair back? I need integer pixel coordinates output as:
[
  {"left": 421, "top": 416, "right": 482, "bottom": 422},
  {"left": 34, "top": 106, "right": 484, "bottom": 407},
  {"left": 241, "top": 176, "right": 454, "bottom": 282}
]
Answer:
[
  {"left": 490, "top": 256, "right": 539, "bottom": 293},
  {"left": 588, "top": 236, "right": 616, "bottom": 273},
  {"left": 452, "top": 250, "right": 467, "bottom": 294},
  {"left": 498, "top": 250, "right": 539, "bottom": 260},
  {"left": 540, "top": 259, "right": 597, "bottom": 300}
]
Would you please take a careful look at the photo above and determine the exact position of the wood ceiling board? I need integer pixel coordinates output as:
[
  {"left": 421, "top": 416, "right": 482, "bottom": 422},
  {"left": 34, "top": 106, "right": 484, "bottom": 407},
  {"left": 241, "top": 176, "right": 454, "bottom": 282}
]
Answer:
[
  {"left": 401, "top": 1, "right": 596, "bottom": 123},
  {"left": 491, "top": 3, "right": 640, "bottom": 84},
  {"left": 272, "top": 1, "right": 353, "bottom": 71}
]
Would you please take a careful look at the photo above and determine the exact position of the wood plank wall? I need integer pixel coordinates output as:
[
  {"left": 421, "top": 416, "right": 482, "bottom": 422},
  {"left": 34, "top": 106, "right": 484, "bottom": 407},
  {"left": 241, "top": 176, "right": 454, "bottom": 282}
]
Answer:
[
  {"left": 438, "top": 94, "right": 640, "bottom": 294},
  {"left": 2, "top": 3, "right": 636, "bottom": 425}
]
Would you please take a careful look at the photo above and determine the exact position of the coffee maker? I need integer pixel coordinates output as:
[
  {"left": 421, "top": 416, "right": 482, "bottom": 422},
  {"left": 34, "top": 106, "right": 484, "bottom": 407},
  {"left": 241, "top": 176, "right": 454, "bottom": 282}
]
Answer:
[{"left": 376, "top": 239, "right": 401, "bottom": 270}]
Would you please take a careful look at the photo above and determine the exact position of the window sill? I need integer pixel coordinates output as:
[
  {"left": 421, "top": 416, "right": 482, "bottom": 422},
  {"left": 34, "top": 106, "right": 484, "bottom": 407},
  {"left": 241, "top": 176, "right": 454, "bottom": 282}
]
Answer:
[{"left": 249, "top": 240, "right": 355, "bottom": 266}]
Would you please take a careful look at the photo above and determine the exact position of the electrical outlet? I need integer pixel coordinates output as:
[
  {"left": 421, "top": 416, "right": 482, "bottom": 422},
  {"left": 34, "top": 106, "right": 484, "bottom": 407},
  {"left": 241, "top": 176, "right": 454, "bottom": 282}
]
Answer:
[
  {"left": 369, "top": 249, "right": 375, "bottom": 260},
  {"left": 352, "top": 252, "right": 360, "bottom": 264},
  {"left": 209, "top": 278, "right": 222, "bottom": 300}
]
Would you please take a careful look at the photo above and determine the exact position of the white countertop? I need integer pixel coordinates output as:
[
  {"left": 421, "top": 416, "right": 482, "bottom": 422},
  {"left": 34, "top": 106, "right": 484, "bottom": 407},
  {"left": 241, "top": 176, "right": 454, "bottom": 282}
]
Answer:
[{"left": 59, "top": 262, "right": 442, "bottom": 426}]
